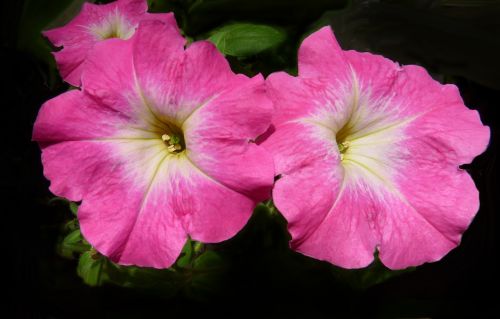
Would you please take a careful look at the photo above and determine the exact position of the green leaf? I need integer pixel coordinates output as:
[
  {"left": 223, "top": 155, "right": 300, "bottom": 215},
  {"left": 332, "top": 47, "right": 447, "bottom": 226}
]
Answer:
[
  {"left": 208, "top": 23, "right": 286, "bottom": 57},
  {"left": 69, "top": 202, "right": 79, "bottom": 216},
  {"left": 184, "top": 250, "right": 227, "bottom": 300},
  {"left": 77, "top": 250, "right": 105, "bottom": 287},
  {"left": 193, "top": 250, "right": 223, "bottom": 270},
  {"left": 176, "top": 239, "right": 194, "bottom": 268},
  {"left": 103, "top": 263, "right": 182, "bottom": 296},
  {"left": 62, "top": 229, "right": 82, "bottom": 245},
  {"left": 62, "top": 229, "right": 89, "bottom": 250},
  {"left": 64, "top": 218, "right": 79, "bottom": 231}
]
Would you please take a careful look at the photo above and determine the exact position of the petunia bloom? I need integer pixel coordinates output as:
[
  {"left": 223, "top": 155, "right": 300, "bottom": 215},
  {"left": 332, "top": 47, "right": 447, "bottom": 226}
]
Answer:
[
  {"left": 43, "top": 0, "right": 178, "bottom": 86},
  {"left": 262, "top": 26, "right": 489, "bottom": 269},
  {"left": 33, "top": 21, "right": 274, "bottom": 268}
]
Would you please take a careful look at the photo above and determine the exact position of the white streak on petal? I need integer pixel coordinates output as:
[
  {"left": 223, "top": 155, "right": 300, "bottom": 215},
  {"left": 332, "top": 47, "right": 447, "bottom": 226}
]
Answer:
[{"left": 88, "top": 8, "right": 135, "bottom": 40}]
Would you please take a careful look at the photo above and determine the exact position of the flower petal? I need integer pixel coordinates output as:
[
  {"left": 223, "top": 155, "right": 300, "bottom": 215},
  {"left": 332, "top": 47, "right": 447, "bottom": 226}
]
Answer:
[
  {"left": 184, "top": 75, "right": 274, "bottom": 201},
  {"left": 132, "top": 27, "right": 247, "bottom": 122},
  {"left": 77, "top": 154, "right": 256, "bottom": 268},
  {"left": 76, "top": 142, "right": 182, "bottom": 269},
  {"left": 374, "top": 136, "right": 481, "bottom": 269},
  {"left": 117, "top": 0, "right": 148, "bottom": 15},
  {"left": 266, "top": 72, "right": 330, "bottom": 125},
  {"left": 344, "top": 50, "right": 401, "bottom": 103},
  {"left": 81, "top": 21, "right": 185, "bottom": 128},
  {"left": 178, "top": 162, "right": 257, "bottom": 243},
  {"left": 298, "top": 26, "right": 349, "bottom": 81},
  {"left": 32, "top": 90, "right": 135, "bottom": 144},
  {"left": 392, "top": 65, "right": 490, "bottom": 163},
  {"left": 292, "top": 182, "right": 380, "bottom": 269}
]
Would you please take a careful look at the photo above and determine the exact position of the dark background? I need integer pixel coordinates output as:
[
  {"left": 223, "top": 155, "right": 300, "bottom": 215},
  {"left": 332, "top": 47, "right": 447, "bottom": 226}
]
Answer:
[{"left": 3, "top": 0, "right": 499, "bottom": 317}]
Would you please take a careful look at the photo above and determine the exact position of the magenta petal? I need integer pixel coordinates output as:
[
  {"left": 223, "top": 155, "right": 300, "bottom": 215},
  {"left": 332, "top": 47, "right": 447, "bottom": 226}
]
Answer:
[
  {"left": 263, "top": 121, "right": 339, "bottom": 233},
  {"left": 266, "top": 72, "right": 330, "bottom": 124},
  {"left": 77, "top": 155, "right": 188, "bottom": 268},
  {"left": 185, "top": 75, "right": 274, "bottom": 201},
  {"left": 51, "top": 46, "right": 90, "bottom": 86},
  {"left": 132, "top": 33, "right": 250, "bottom": 121},
  {"left": 131, "top": 20, "right": 186, "bottom": 82},
  {"left": 344, "top": 50, "right": 401, "bottom": 102},
  {"left": 293, "top": 184, "right": 380, "bottom": 269},
  {"left": 376, "top": 138, "right": 480, "bottom": 269},
  {"left": 298, "top": 26, "right": 349, "bottom": 81},
  {"left": 392, "top": 65, "right": 490, "bottom": 163},
  {"left": 81, "top": 38, "right": 137, "bottom": 113},
  {"left": 32, "top": 90, "right": 132, "bottom": 144},
  {"left": 38, "top": 133, "right": 188, "bottom": 268},
  {"left": 178, "top": 169, "right": 257, "bottom": 243}
]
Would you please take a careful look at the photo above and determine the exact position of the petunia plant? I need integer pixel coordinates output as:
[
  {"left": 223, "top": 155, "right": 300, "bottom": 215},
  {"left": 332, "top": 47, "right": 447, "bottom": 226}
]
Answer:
[{"left": 34, "top": 0, "right": 489, "bottom": 292}]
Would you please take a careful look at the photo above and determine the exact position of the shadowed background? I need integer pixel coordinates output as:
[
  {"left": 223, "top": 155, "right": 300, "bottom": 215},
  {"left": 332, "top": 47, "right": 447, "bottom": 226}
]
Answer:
[{"left": 2, "top": 0, "right": 498, "bottom": 317}]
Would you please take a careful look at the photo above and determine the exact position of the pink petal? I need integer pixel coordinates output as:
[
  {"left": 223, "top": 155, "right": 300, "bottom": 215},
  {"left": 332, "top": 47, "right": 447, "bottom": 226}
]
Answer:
[
  {"left": 344, "top": 50, "right": 401, "bottom": 103},
  {"left": 80, "top": 37, "right": 138, "bottom": 115},
  {"left": 175, "top": 166, "right": 257, "bottom": 243},
  {"left": 185, "top": 75, "right": 274, "bottom": 201},
  {"left": 118, "top": 0, "right": 148, "bottom": 15},
  {"left": 298, "top": 26, "right": 349, "bottom": 82},
  {"left": 78, "top": 155, "right": 256, "bottom": 268},
  {"left": 392, "top": 65, "right": 490, "bottom": 163},
  {"left": 293, "top": 183, "right": 380, "bottom": 269},
  {"left": 140, "top": 12, "right": 179, "bottom": 31},
  {"left": 376, "top": 137, "right": 481, "bottom": 269},
  {"left": 81, "top": 21, "right": 185, "bottom": 121},
  {"left": 32, "top": 90, "right": 130, "bottom": 144},
  {"left": 33, "top": 89, "right": 160, "bottom": 202},
  {"left": 83, "top": 21, "right": 242, "bottom": 123},
  {"left": 266, "top": 72, "right": 330, "bottom": 124},
  {"left": 262, "top": 120, "right": 341, "bottom": 239},
  {"left": 132, "top": 30, "right": 247, "bottom": 120}
]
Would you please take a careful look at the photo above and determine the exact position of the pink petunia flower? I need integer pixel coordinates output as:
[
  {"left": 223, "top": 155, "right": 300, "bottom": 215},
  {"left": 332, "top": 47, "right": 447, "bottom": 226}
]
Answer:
[
  {"left": 43, "top": 0, "right": 178, "bottom": 86},
  {"left": 262, "top": 26, "right": 490, "bottom": 269},
  {"left": 33, "top": 21, "right": 274, "bottom": 268}
]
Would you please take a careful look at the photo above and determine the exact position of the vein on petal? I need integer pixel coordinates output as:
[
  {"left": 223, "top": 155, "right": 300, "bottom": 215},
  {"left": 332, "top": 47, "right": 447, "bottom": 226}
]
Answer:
[
  {"left": 116, "top": 150, "right": 171, "bottom": 261},
  {"left": 344, "top": 157, "right": 458, "bottom": 245},
  {"left": 184, "top": 151, "right": 249, "bottom": 198},
  {"left": 181, "top": 94, "right": 219, "bottom": 128}
]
